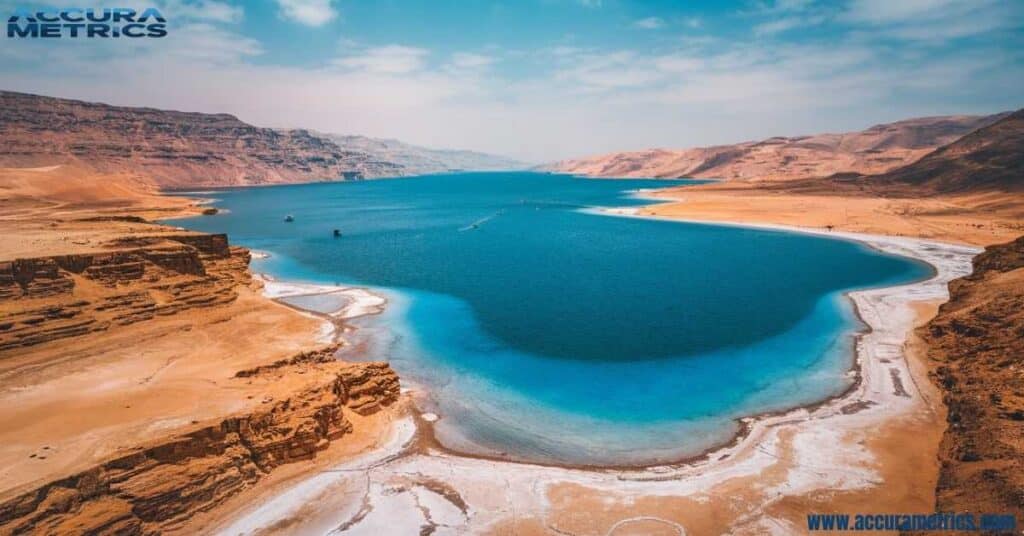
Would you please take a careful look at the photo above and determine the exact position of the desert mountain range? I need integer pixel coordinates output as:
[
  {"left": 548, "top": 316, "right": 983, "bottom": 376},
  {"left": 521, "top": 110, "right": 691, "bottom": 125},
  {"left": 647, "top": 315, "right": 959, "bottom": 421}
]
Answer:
[
  {"left": 0, "top": 91, "right": 524, "bottom": 189},
  {"left": 547, "top": 112, "right": 1010, "bottom": 183},
  {"left": 855, "top": 109, "right": 1024, "bottom": 193},
  {"left": 322, "top": 133, "right": 526, "bottom": 177},
  {"left": 3, "top": 90, "right": 1018, "bottom": 194}
]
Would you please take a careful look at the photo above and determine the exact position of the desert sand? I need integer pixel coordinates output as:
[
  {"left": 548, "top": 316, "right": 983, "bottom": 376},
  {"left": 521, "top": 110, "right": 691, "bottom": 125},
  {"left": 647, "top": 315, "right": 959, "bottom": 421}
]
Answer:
[{"left": 635, "top": 181, "right": 1024, "bottom": 247}]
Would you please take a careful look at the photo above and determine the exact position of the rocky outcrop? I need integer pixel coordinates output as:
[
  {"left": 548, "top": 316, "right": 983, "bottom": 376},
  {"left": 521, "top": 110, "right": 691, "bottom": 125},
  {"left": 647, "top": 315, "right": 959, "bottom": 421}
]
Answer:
[
  {"left": 0, "top": 234, "right": 249, "bottom": 353},
  {"left": 922, "top": 235, "right": 1024, "bottom": 519},
  {"left": 0, "top": 345, "right": 400, "bottom": 535},
  {"left": 545, "top": 113, "right": 1008, "bottom": 181}
]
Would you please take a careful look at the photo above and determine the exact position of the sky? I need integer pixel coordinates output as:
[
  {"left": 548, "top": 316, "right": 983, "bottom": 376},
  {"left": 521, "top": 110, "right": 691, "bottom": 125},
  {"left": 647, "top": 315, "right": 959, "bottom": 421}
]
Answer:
[{"left": 1, "top": 0, "right": 1022, "bottom": 162}]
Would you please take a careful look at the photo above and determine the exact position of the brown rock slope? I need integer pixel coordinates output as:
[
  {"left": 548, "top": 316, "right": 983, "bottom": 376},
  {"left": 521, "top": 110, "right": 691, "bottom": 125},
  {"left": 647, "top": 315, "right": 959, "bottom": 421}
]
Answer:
[
  {"left": 547, "top": 113, "right": 1007, "bottom": 181},
  {"left": 859, "top": 109, "right": 1024, "bottom": 194},
  {"left": 0, "top": 166, "right": 403, "bottom": 534},
  {"left": 0, "top": 91, "right": 402, "bottom": 187},
  {"left": 0, "top": 233, "right": 248, "bottom": 352},
  {"left": 921, "top": 236, "right": 1024, "bottom": 520},
  {"left": 0, "top": 345, "right": 399, "bottom": 535}
]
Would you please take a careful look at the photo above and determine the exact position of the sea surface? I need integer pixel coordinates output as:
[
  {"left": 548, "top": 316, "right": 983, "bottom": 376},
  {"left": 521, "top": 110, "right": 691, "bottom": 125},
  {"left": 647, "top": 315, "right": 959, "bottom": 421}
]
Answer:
[{"left": 174, "top": 172, "right": 929, "bottom": 466}]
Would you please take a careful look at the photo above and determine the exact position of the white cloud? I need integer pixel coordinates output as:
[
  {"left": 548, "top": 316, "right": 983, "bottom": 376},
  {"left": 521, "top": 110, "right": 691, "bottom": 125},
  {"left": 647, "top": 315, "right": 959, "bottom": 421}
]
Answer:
[
  {"left": 754, "top": 16, "right": 802, "bottom": 35},
  {"left": 632, "top": 17, "right": 665, "bottom": 30},
  {"left": 170, "top": 0, "right": 243, "bottom": 23},
  {"left": 169, "top": 23, "right": 262, "bottom": 62},
  {"left": 843, "top": 0, "right": 963, "bottom": 25},
  {"left": 334, "top": 45, "right": 429, "bottom": 74},
  {"left": 751, "top": 0, "right": 816, "bottom": 14},
  {"left": 274, "top": 0, "right": 338, "bottom": 27},
  {"left": 754, "top": 14, "right": 825, "bottom": 36},
  {"left": 652, "top": 54, "right": 704, "bottom": 73},
  {"left": 450, "top": 52, "right": 496, "bottom": 69},
  {"left": 555, "top": 51, "right": 665, "bottom": 91},
  {"left": 549, "top": 45, "right": 585, "bottom": 57},
  {"left": 841, "top": 0, "right": 1021, "bottom": 41}
]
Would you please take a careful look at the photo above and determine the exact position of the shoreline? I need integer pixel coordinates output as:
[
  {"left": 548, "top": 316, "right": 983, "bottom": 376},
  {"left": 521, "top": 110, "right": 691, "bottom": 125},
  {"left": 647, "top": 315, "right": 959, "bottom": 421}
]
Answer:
[
  {"left": 213, "top": 208, "right": 978, "bottom": 533},
  {"left": 242, "top": 209, "right": 968, "bottom": 472}
]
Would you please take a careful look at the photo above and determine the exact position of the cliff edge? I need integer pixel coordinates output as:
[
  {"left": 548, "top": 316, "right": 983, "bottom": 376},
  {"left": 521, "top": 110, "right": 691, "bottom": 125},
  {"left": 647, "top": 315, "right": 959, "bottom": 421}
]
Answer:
[{"left": 922, "top": 235, "right": 1024, "bottom": 519}]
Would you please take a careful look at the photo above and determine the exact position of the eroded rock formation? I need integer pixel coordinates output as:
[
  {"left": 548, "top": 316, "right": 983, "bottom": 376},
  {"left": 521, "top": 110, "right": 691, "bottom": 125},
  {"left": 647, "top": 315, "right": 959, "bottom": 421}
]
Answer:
[
  {"left": 0, "top": 345, "right": 400, "bottom": 535},
  {"left": 0, "top": 233, "right": 249, "bottom": 352}
]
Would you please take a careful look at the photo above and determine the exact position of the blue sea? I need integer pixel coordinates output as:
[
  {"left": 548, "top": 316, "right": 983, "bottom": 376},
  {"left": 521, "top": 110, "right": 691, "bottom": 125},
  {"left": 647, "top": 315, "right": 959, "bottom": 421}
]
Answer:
[{"left": 174, "top": 172, "right": 929, "bottom": 466}]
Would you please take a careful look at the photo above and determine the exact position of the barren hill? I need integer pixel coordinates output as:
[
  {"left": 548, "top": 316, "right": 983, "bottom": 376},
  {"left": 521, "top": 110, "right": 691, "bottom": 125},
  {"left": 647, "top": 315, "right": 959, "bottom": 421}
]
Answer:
[
  {"left": 547, "top": 113, "right": 1008, "bottom": 181},
  {"left": 0, "top": 91, "right": 522, "bottom": 189},
  {"left": 858, "top": 109, "right": 1024, "bottom": 193}
]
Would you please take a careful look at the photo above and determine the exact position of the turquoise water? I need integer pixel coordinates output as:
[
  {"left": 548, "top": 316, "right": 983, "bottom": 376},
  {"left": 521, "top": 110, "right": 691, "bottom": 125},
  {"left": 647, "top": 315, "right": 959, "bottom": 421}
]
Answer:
[{"left": 174, "top": 172, "right": 929, "bottom": 465}]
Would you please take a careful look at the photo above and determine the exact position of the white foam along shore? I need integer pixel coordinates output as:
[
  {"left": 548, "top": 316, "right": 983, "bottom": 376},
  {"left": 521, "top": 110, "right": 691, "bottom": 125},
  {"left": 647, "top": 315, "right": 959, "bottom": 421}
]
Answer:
[{"left": 217, "top": 218, "right": 980, "bottom": 535}]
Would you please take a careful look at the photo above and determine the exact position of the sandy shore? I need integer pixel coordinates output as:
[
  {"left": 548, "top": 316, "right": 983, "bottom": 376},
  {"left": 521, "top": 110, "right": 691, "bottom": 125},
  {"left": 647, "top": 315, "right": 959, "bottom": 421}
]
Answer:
[
  {"left": 638, "top": 181, "right": 1023, "bottom": 247},
  {"left": 212, "top": 220, "right": 978, "bottom": 535}
]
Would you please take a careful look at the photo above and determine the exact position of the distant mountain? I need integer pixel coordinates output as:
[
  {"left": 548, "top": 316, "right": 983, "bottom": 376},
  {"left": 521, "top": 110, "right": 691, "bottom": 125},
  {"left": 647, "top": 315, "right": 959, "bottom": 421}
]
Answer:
[
  {"left": 0, "top": 91, "right": 524, "bottom": 189},
  {"left": 859, "top": 109, "right": 1024, "bottom": 193},
  {"left": 324, "top": 134, "right": 527, "bottom": 176},
  {"left": 545, "top": 113, "right": 1010, "bottom": 181}
]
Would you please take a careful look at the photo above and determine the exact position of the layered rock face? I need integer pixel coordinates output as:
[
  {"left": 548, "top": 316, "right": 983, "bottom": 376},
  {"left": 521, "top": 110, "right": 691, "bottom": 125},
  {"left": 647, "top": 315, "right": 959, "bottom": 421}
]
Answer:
[
  {"left": 0, "top": 233, "right": 249, "bottom": 353},
  {"left": 545, "top": 113, "right": 1007, "bottom": 181},
  {"left": 0, "top": 91, "right": 401, "bottom": 187},
  {"left": 922, "top": 236, "right": 1024, "bottom": 519},
  {"left": 0, "top": 345, "right": 400, "bottom": 535}
]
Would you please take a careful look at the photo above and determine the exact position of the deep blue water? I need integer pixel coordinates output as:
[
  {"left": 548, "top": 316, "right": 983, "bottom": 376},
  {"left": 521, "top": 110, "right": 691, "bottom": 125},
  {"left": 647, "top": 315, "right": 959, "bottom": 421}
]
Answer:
[{"left": 174, "top": 172, "right": 929, "bottom": 465}]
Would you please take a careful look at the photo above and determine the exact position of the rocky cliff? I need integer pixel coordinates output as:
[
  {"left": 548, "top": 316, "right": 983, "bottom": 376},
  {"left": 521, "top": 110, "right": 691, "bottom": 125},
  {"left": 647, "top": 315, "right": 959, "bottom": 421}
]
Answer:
[
  {"left": 0, "top": 231, "right": 249, "bottom": 353},
  {"left": 0, "top": 91, "right": 400, "bottom": 187},
  {"left": 0, "top": 91, "right": 523, "bottom": 188},
  {"left": 0, "top": 345, "right": 400, "bottom": 535},
  {"left": 922, "top": 235, "right": 1024, "bottom": 519},
  {"left": 546, "top": 113, "right": 1008, "bottom": 181}
]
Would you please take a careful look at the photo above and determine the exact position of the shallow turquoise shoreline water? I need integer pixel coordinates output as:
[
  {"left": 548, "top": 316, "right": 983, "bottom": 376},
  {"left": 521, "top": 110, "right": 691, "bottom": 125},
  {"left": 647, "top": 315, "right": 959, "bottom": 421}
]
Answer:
[{"left": 173, "top": 172, "right": 929, "bottom": 465}]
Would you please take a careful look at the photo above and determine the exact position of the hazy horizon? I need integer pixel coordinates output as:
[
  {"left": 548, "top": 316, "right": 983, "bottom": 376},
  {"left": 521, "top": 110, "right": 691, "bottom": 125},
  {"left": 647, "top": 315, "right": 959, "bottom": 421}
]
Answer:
[{"left": 2, "top": 0, "right": 1022, "bottom": 162}]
